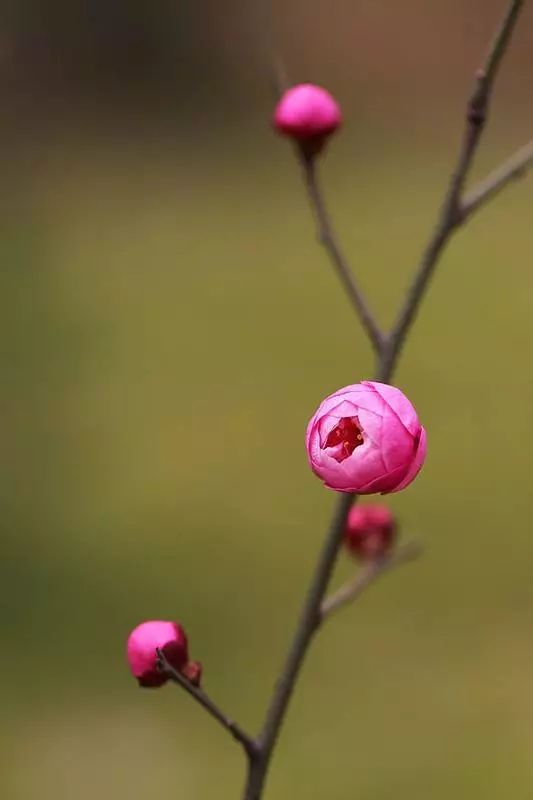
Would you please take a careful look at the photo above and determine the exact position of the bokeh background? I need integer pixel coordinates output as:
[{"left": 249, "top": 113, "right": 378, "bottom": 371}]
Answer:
[{"left": 2, "top": 2, "right": 533, "bottom": 798}]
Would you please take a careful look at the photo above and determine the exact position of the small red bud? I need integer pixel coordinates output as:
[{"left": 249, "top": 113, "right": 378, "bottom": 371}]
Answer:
[
  {"left": 344, "top": 505, "right": 396, "bottom": 560},
  {"left": 127, "top": 620, "right": 194, "bottom": 689},
  {"left": 182, "top": 660, "right": 203, "bottom": 686},
  {"left": 273, "top": 83, "right": 342, "bottom": 156}
]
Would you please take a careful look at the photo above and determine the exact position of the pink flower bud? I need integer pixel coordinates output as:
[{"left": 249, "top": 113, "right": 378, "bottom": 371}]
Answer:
[
  {"left": 127, "top": 620, "right": 190, "bottom": 688},
  {"left": 273, "top": 83, "right": 342, "bottom": 154},
  {"left": 305, "top": 381, "right": 426, "bottom": 494},
  {"left": 181, "top": 660, "right": 203, "bottom": 687},
  {"left": 344, "top": 504, "right": 396, "bottom": 560}
]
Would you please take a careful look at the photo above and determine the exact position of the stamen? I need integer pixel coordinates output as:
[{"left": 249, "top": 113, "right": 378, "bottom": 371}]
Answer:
[{"left": 323, "top": 417, "right": 364, "bottom": 463}]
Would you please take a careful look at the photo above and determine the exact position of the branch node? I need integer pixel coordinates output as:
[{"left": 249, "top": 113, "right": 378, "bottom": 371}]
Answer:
[
  {"left": 466, "top": 106, "right": 486, "bottom": 128},
  {"left": 386, "top": 0, "right": 525, "bottom": 366}
]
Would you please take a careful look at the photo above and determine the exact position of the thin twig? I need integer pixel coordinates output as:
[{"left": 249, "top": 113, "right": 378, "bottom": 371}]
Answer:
[
  {"left": 156, "top": 649, "right": 258, "bottom": 759},
  {"left": 461, "top": 138, "right": 533, "bottom": 220},
  {"left": 300, "top": 155, "right": 384, "bottom": 353},
  {"left": 380, "top": 0, "right": 524, "bottom": 378},
  {"left": 320, "top": 541, "right": 422, "bottom": 623},
  {"left": 272, "top": 56, "right": 384, "bottom": 353}
]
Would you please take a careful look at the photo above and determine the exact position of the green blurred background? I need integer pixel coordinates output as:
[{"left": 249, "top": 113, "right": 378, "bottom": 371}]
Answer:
[{"left": 2, "top": 1, "right": 533, "bottom": 798}]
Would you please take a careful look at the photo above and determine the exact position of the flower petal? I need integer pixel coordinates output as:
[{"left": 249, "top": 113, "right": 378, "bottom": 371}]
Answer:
[
  {"left": 363, "top": 381, "right": 421, "bottom": 437},
  {"left": 357, "top": 463, "right": 410, "bottom": 494},
  {"left": 389, "top": 426, "right": 427, "bottom": 493}
]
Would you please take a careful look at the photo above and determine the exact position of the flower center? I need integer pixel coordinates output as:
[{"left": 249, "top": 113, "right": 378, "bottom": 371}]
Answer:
[{"left": 323, "top": 416, "right": 364, "bottom": 462}]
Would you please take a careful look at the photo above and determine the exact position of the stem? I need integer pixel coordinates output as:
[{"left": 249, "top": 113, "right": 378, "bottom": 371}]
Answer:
[
  {"left": 242, "top": 341, "right": 401, "bottom": 800},
  {"left": 241, "top": 3, "right": 527, "bottom": 798},
  {"left": 270, "top": 52, "right": 383, "bottom": 354},
  {"left": 461, "top": 138, "right": 533, "bottom": 220},
  {"left": 383, "top": 0, "right": 524, "bottom": 373},
  {"left": 156, "top": 650, "right": 257, "bottom": 759},
  {"left": 320, "top": 541, "right": 422, "bottom": 623},
  {"left": 300, "top": 154, "right": 384, "bottom": 353},
  {"left": 242, "top": 491, "right": 354, "bottom": 800}
]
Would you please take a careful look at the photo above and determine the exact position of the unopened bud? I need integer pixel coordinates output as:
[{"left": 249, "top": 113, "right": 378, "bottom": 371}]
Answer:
[
  {"left": 273, "top": 83, "right": 342, "bottom": 156},
  {"left": 126, "top": 620, "right": 200, "bottom": 688},
  {"left": 306, "top": 381, "right": 426, "bottom": 494},
  {"left": 344, "top": 504, "right": 396, "bottom": 560}
]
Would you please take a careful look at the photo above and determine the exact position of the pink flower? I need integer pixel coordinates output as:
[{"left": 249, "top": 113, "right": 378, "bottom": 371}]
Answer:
[
  {"left": 344, "top": 504, "right": 396, "bottom": 559},
  {"left": 273, "top": 84, "right": 342, "bottom": 151},
  {"left": 127, "top": 620, "right": 198, "bottom": 688},
  {"left": 306, "top": 381, "right": 426, "bottom": 494}
]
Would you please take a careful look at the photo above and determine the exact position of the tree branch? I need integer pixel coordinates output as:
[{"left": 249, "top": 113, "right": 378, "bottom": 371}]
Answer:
[
  {"left": 380, "top": 0, "right": 524, "bottom": 377},
  {"left": 156, "top": 649, "right": 258, "bottom": 759},
  {"left": 319, "top": 541, "right": 422, "bottom": 623},
  {"left": 461, "top": 139, "right": 533, "bottom": 220},
  {"left": 300, "top": 154, "right": 385, "bottom": 353},
  {"left": 241, "top": 2, "right": 527, "bottom": 797}
]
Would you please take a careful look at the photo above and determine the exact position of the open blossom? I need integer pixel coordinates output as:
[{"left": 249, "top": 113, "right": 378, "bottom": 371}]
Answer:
[
  {"left": 344, "top": 504, "right": 396, "bottom": 559},
  {"left": 273, "top": 84, "right": 342, "bottom": 148},
  {"left": 306, "top": 381, "right": 426, "bottom": 494},
  {"left": 127, "top": 620, "right": 202, "bottom": 688}
]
